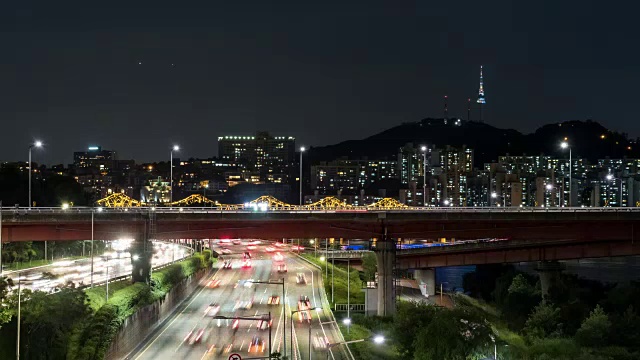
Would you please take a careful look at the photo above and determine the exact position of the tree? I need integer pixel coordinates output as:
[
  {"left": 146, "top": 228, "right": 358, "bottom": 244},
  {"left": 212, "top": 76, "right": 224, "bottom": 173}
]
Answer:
[
  {"left": 361, "top": 252, "right": 377, "bottom": 282},
  {"left": 502, "top": 274, "right": 541, "bottom": 330},
  {"left": 575, "top": 305, "right": 611, "bottom": 348},
  {"left": 524, "top": 302, "right": 563, "bottom": 340},
  {"left": 393, "top": 301, "right": 437, "bottom": 357},
  {"left": 413, "top": 308, "right": 493, "bottom": 360},
  {"left": 0, "top": 276, "right": 14, "bottom": 327}
]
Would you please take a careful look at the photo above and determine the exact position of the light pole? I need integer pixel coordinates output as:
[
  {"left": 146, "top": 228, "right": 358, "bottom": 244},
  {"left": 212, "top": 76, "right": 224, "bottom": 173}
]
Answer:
[
  {"left": 170, "top": 145, "right": 180, "bottom": 204},
  {"left": 421, "top": 146, "right": 428, "bottom": 206},
  {"left": 490, "top": 191, "right": 497, "bottom": 207},
  {"left": 291, "top": 307, "right": 321, "bottom": 360},
  {"left": 28, "top": 140, "right": 43, "bottom": 209},
  {"left": 16, "top": 271, "right": 22, "bottom": 360},
  {"left": 300, "top": 146, "right": 305, "bottom": 205},
  {"left": 90, "top": 208, "right": 95, "bottom": 287},
  {"left": 545, "top": 184, "right": 557, "bottom": 207},
  {"left": 560, "top": 141, "right": 572, "bottom": 207}
]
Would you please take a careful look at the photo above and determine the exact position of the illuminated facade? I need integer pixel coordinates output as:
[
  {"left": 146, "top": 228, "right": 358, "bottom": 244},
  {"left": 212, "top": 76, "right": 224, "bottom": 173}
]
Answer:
[
  {"left": 140, "top": 177, "right": 171, "bottom": 204},
  {"left": 73, "top": 146, "right": 116, "bottom": 170},
  {"left": 218, "top": 132, "right": 295, "bottom": 184},
  {"left": 311, "top": 158, "right": 398, "bottom": 194}
]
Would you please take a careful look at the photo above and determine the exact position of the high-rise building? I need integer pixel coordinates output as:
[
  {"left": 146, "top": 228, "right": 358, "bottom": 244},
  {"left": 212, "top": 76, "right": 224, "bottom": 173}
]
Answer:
[
  {"left": 311, "top": 158, "right": 397, "bottom": 194},
  {"left": 73, "top": 146, "right": 116, "bottom": 170},
  {"left": 218, "top": 132, "right": 296, "bottom": 184}
]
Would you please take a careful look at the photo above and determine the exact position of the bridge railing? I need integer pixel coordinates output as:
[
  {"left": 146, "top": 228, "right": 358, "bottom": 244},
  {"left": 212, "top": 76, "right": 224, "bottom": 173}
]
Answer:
[{"left": 5, "top": 206, "right": 640, "bottom": 214}]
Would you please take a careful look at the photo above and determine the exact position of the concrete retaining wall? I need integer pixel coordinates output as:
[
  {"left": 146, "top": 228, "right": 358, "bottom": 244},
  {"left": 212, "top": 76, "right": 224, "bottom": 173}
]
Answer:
[{"left": 105, "top": 268, "right": 210, "bottom": 360}]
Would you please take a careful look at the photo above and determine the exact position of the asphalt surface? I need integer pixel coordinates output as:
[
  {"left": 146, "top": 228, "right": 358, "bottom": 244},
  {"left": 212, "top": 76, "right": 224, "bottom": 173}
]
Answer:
[
  {"left": 130, "top": 241, "right": 351, "bottom": 360},
  {"left": 3, "top": 242, "right": 189, "bottom": 293}
]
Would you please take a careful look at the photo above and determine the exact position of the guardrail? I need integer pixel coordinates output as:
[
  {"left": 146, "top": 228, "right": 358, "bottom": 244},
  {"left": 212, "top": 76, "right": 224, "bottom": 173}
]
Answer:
[
  {"left": 3, "top": 206, "right": 640, "bottom": 214},
  {"left": 333, "top": 304, "right": 366, "bottom": 312},
  {"left": 324, "top": 250, "right": 371, "bottom": 259}
]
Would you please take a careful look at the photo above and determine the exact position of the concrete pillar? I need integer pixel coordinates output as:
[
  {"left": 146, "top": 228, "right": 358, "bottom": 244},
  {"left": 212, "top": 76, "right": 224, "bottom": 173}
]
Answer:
[
  {"left": 130, "top": 230, "right": 152, "bottom": 284},
  {"left": 375, "top": 238, "right": 396, "bottom": 316},
  {"left": 536, "top": 261, "right": 565, "bottom": 298},
  {"left": 414, "top": 269, "right": 435, "bottom": 297}
]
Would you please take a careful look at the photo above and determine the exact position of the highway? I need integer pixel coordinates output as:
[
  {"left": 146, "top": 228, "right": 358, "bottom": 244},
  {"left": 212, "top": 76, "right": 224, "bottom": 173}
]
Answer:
[
  {"left": 130, "top": 240, "right": 352, "bottom": 360},
  {"left": 3, "top": 241, "right": 190, "bottom": 293}
]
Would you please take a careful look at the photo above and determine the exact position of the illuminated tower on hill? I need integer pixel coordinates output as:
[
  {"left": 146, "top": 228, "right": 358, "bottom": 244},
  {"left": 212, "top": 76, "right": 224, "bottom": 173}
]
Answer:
[{"left": 476, "top": 65, "right": 486, "bottom": 122}]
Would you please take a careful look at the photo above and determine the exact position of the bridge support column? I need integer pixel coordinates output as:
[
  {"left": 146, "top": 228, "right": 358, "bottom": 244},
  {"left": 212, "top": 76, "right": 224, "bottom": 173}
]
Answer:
[
  {"left": 414, "top": 269, "right": 436, "bottom": 297},
  {"left": 536, "top": 261, "right": 565, "bottom": 299},
  {"left": 375, "top": 236, "right": 396, "bottom": 316},
  {"left": 130, "top": 231, "right": 152, "bottom": 284}
]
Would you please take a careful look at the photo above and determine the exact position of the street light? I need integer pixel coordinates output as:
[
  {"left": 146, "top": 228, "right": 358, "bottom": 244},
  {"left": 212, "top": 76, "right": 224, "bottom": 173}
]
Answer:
[
  {"left": 291, "top": 307, "right": 322, "bottom": 360},
  {"left": 560, "top": 141, "right": 572, "bottom": 207},
  {"left": 421, "top": 146, "right": 429, "bottom": 206},
  {"left": 300, "top": 146, "right": 305, "bottom": 205},
  {"left": 170, "top": 145, "right": 180, "bottom": 204},
  {"left": 28, "top": 140, "right": 43, "bottom": 209}
]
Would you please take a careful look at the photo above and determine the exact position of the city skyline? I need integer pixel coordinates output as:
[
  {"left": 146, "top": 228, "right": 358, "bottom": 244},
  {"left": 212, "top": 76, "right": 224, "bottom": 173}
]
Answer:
[{"left": 2, "top": 2, "right": 638, "bottom": 165}]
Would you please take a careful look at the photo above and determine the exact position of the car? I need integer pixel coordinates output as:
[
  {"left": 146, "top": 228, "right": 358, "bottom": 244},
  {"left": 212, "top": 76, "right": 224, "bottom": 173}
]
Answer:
[
  {"left": 313, "top": 334, "right": 329, "bottom": 350},
  {"left": 298, "top": 295, "right": 310, "bottom": 310},
  {"left": 248, "top": 336, "right": 265, "bottom": 353},
  {"left": 277, "top": 264, "right": 287, "bottom": 273},
  {"left": 247, "top": 245, "right": 257, "bottom": 250},
  {"left": 267, "top": 295, "right": 280, "bottom": 305},
  {"left": 265, "top": 246, "right": 275, "bottom": 252},
  {"left": 243, "top": 252, "right": 252, "bottom": 259},
  {"left": 273, "top": 252, "right": 284, "bottom": 262},
  {"left": 232, "top": 240, "right": 242, "bottom": 245},
  {"left": 296, "top": 273, "right": 307, "bottom": 285},
  {"left": 231, "top": 318, "right": 239, "bottom": 329},
  {"left": 185, "top": 328, "right": 206, "bottom": 345},
  {"left": 234, "top": 299, "right": 253, "bottom": 310},
  {"left": 242, "top": 259, "right": 252, "bottom": 268},
  {"left": 274, "top": 242, "right": 285, "bottom": 247},
  {"left": 205, "top": 303, "right": 220, "bottom": 316},
  {"left": 298, "top": 310, "right": 311, "bottom": 323},
  {"left": 222, "top": 260, "right": 232, "bottom": 269},
  {"left": 206, "top": 279, "right": 221, "bottom": 288},
  {"left": 221, "top": 248, "right": 232, "bottom": 255},
  {"left": 257, "top": 315, "right": 272, "bottom": 330}
]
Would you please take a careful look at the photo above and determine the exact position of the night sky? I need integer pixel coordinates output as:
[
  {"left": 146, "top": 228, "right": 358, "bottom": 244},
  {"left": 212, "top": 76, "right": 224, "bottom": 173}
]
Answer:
[{"left": 1, "top": 1, "right": 636, "bottom": 164}]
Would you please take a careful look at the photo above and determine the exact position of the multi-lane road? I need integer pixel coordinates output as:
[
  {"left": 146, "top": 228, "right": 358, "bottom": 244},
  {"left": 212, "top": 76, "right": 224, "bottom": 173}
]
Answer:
[
  {"left": 130, "top": 240, "right": 352, "bottom": 360},
  {"left": 3, "top": 241, "right": 190, "bottom": 293}
]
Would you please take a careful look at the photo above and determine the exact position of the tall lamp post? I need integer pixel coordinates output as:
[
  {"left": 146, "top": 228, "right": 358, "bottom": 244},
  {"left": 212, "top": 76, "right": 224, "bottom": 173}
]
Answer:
[
  {"left": 28, "top": 140, "right": 43, "bottom": 209},
  {"left": 170, "top": 145, "right": 180, "bottom": 204},
  {"left": 560, "top": 141, "right": 572, "bottom": 207},
  {"left": 299, "top": 146, "right": 305, "bottom": 205},
  {"left": 421, "top": 146, "right": 428, "bottom": 206}
]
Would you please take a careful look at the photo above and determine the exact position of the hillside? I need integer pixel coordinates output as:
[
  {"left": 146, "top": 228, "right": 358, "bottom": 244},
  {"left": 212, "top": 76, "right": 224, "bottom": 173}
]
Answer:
[{"left": 309, "top": 119, "right": 638, "bottom": 165}]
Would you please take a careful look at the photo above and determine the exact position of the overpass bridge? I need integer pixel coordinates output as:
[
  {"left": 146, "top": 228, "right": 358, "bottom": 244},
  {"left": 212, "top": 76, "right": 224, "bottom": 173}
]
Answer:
[{"left": 3, "top": 205, "right": 640, "bottom": 316}]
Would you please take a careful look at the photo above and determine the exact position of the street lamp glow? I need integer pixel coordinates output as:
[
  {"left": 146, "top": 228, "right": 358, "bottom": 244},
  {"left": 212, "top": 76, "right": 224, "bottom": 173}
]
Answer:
[
  {"left": 443, "top": 199, "right": 450, "bottom": 206},
  {"left": 491, "top": 192, "right": 497, "bottom": 198},
  {"left": 421, "top": 145, "right": 427, "bottom": 152},
  {"left": 560, "top": 141, "right": 569, "bottom": 149},
  {"left": 97, "top": 207, "right": 103, "bottom": 212},
  {"left": 546, "top": 184, "right": 553, "bottom": 190},
  {"left": 132, "top": 255, "right": 140, "bottom": 261},
  {"left": 33, "top": 141, "right": 43, "bottom": 148},
  {"left": 343, "top": 318, "right": 351, "bottom": 325},
  {"left": 172, "top": 145, "right": 180, "bottom": 151},
  {"left": 300, "top": 146, "right": 306, "bottom": 152},
  {"left": 319, "top": 256, "right": 325, "bottom": 262},
  {"left": 61, "top": 203, "right": 70, "bottom": 210},
  {"left": 606, "top": 174, "right": 614, "bottom": 181},
  {"left": 373, "top": 335, "right": 385, "bottom": 344},
  {"left": 309, "top": 240, "right": 315, "bottom": 244}
]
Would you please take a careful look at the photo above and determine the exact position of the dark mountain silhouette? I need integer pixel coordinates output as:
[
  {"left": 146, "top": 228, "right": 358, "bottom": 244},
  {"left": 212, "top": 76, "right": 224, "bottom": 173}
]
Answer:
[{"left": 309, "top": 119, "right": 638, "bottom": 165}]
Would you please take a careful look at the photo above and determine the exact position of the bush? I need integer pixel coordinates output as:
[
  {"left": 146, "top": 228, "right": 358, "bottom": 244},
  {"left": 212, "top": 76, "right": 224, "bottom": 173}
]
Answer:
[
  {"left": 575, "top": 305, "right": 611, "bottom": 348},
  {"left": 69, "top": 254, "right": 210, "bottom": 360}
]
